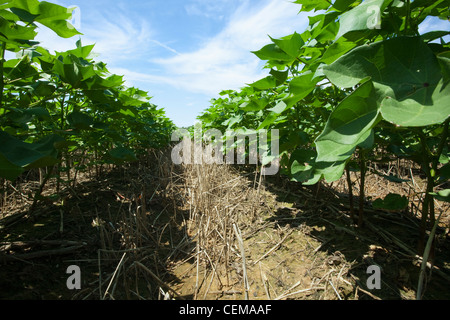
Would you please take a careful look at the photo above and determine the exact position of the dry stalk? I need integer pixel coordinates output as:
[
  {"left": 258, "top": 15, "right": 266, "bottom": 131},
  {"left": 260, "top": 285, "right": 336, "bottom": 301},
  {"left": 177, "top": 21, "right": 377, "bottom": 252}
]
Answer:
[{"left": 233, "top": 223, "right": 249, "bottom": 300}]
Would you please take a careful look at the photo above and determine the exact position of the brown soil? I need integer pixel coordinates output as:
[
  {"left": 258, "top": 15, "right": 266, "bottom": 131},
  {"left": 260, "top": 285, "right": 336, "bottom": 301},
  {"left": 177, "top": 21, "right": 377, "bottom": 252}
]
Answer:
[{"left": 0, "top": 152, "right": 449, "bottom": 300}]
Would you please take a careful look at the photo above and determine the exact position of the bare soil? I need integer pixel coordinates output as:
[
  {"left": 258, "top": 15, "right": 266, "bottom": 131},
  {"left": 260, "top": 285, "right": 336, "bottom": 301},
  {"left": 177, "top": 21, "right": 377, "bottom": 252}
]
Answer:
[{"left": 0, "top": 152, "right": 449, "bottom": 300}]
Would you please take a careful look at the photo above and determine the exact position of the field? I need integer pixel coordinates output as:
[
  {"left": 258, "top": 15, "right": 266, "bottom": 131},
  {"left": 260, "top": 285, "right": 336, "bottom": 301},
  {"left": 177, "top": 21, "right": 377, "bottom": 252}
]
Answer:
[
  {"left": 0, "top": 0, "right": 449, "bottom": 301},
  {"left": 1, "top": 150, "right": 449, "bottom": 300}
]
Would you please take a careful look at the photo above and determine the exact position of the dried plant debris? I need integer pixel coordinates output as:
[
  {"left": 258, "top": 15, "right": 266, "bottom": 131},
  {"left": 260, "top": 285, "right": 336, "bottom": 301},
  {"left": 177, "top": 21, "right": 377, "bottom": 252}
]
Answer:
[{"left": 1, "top": 152, "right": 450, "bottom": 300}]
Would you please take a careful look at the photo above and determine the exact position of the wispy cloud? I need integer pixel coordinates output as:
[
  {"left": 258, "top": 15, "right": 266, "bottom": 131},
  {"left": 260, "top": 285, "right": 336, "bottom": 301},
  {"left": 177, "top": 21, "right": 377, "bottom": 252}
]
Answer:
[
  {"left": 146, "top": 0, "right": 309, "bottom": 96},
  {"left": 184, "top": 0, "right": 239, "bottom": 20},
  {"left": 34, "top": 0, "right": 308, "bottom": 97},
  {"left": 35, "top": 6, "right": 157, "bottom": 65}
]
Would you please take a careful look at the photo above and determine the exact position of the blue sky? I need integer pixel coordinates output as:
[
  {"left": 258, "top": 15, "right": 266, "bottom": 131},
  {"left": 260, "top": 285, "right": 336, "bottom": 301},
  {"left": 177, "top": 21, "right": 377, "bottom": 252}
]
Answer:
[
  {"left": 33, "top": 0, "right": 311, "bottom": 127},
  {"left": 31, "top": 0, "right": 449, "bottom": 127}
]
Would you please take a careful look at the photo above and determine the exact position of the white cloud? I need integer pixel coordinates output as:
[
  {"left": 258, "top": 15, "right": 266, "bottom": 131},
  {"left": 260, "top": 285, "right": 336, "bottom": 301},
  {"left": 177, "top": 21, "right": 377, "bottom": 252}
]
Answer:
[
  {"left": 151, "top": 0, "right": 309, "bottom": 96},
  {"left": 82, "top": 14, "right": 154, "bottom": 62},
  {"left": 184, "top": 0, "right": 240, "bottom": 20},
  {"left": 32, "top": 0, "right": 309, "bottom": 97},
  {"left": 34, "top": 8, "right": 157, "bottom": 66}
]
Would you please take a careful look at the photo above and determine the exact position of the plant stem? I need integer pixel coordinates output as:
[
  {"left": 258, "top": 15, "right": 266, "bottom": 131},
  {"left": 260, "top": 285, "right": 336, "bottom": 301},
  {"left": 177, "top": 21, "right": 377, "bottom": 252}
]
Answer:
[
  {"left": 0, "top": 42, "right": 6, "bottom": 109},
  {"left": 432, "top": 119, "right": 449, "bottom": 174},
  {"left": 417, "top": 210, "right": 444, "bottom": 299},
  {"left": 359, "top": 150, "right": 366, "bottom": 227},
  {"left": 417, "top": 130, "right": 436, "bottom": 255},
  {"left": 405, "top": 0, "right": 411, "bottom": 35},
  {"left": 346, "top": 165, "right": 355, "bottom": 222},
  {"left": 30, "top": 166, "right": 54, "bottom": 213}
]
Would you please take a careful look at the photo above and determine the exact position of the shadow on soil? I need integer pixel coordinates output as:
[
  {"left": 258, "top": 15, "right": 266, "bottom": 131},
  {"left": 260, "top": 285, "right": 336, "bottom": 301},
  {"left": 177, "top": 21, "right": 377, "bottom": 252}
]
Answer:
[
  {"left": 0, "top": 157, "right": 195, "bottom": 300},
  {"left": 259, "top": 173, "right": 450, "bottom": 300}
]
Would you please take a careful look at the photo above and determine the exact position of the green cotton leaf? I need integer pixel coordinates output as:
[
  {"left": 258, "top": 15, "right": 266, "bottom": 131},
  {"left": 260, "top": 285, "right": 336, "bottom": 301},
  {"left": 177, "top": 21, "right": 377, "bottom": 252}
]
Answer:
[
  {"left": 430, "top": 189, "right": 450, "bottom": 203},
  {"left": 66, "top": 39, "right": 96, "bottom": 60},
  {"left": 25, "top": 135, "right": 64, "bottom": 169},
  {"left": 67, "top": 111, "right": 94, "bottom": 130},
  {"left": 225, "top": 114, "right": 243, "bottom": 128},
  {"left": 294, "top": 0, "right": 331, "bottom": 12},
  {"left": 9, "top": 7, "right": 40, "bottom": 23},
  {"left": 268, "top": 101, "right": 288, "bottom": 114},
  {"left": 4, "top": 56, "right": 37, "bottom": 80},
  {"left": 10, "top": 0, "right": 81, "bottom": 38},
  {"left": 53, "top": 54, "right": 97, "bottom": 88},
  {"left": 335, "top": 0, "right": 393, "bottom": 40},
  {"left": 53, "top": 58, "right": 81, "bottom": 87},
  {"left": 119, "top": 88, "right": 149, "bottom": 107},
  {"left": 119, "top": 108, "right": 138, "bottom": 118},
  {"left": 10, "top": 107, "right": 51, "bottom": 122},
  {"left": 307, "top": 12, "right": 340, "bottom": 43},
  {"left": 320, "top": 38, "right": 358, "bottom": 65},
  {"left": 332, "top": 0, "right": 360, "bottom": 12},
  {"left": 315, "top": 81, "right": 381, "bottom": 162},
  {"left": 303, "top": 160, "right": 348, "bottom": 185},
  {"left": 291, "top": 160, "right": 314, "bottom": 182},
  {"left": 269, "top": 32, "right": 304, "bottom": 59},
  {"left": 239, "top": 96, "right": 269, "bottom": 112},
  {"left": 290, "top": 148, "right": 316, "bottom": 183},
  {"left": 323, "top": 36, "right": 450, "bottom": 127},
  {"left": 315, "top": 129, "right": 372, "bottom": 163},
  {"left": 437, "top": 164, "right": 450, "bottom": 182},
  {"left": 31, "top": 81, "right": 56, "bottom": 97},
  {"left": 257, "top": 112, "right": 282, "bottom": 130},
  {"left": 373, "top": 169, "right": 410, "bottom": 183},
  {"left": 269, "top": 69, "right": 289, "bottom": 84},
  {"left": 108, "top": 147, "right": 137, "bottom": 164},
  {"left": 421, "top": 31, "right": 450, "bottom": 43},
  {"left": 249, "top": 76, "right": 278, "bottom": 90},
  {"left": 85, "top": 74, "right": 124, "bottom": 90},
  {"left": 0, "top": 131, "right": 62, "bottom": 179},
  {"left": 0, "top": 131, "right": 46, "bottom": 167},
  {"left": 0, "top": 153, "right": 24, "bottom": 181},
  {"left": 287, "top": 72, "right": 318, "bottom": 104},
  {"left": 0, "top": 15, "right": 37, "bottom": 42},
  {"left": 251, "top": 43, "right": 293, "bottom": 62},
  {"left": 372, "top": 193, "right": 409, "bottom": 211}
]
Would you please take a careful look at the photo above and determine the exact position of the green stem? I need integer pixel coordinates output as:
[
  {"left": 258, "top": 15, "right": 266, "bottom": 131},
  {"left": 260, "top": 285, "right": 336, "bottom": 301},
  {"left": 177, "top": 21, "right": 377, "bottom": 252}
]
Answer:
[
  {"left": 417, "top": 130, "right": 436, "bottom": 255},
  {"left": 432, "top": 120, "right": 449, "bottom": 174},
  {"left": 0, "top": 42, "right": 6, "bottom": 109},
  {"left": 346, "top": 164, "right": 355, "bottom": 222},
  {"left": 30, "top": 166, "right": 54, "bottom": 213},
  {"left": 417, "top": 210, "right": 444, "bottom": 300},
  {"left": 405, "top": 0, "right": 411, "bottom": 35},
  {"left": 359, "top": 149, "right": 367, "bottom": 227}
]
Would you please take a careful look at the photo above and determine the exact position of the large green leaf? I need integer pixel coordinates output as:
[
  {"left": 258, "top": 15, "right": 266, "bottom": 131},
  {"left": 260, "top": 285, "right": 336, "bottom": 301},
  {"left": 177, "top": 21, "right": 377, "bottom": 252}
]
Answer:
[
  {"left": 0, "top": 15, "right": 37, "bottom": 43},
  {"left": 0, "top": 153, "right": 24, "bottom": 181},
  {"left": 335, "top": 0, "right": 392, "bottom": 40},
  {"left": 249, "top": 76, "right": 278, "bottom": 90},
  {"left": 290, "top": 148, "right": 316, "bottom": 183},
  {"left": 283, "top": 72, "right": 319, "bottom": 108},
  {"left": 430, "top": 189, "right": 450, "bottom": 203},
  {"left": 294, "top": 0, "right": 331, "bottom": 12},
  {"left": 9, "top": 0, "right": 81, "bottom": 38},
  {"left": 269, "top": 32, "right": 304, "bottom": 59},
  {"left": 332, "top": 0, "right": 361, "bottom": 12},
  {"left": 315, "top": 81, "right": 380, "bottom": 161},
  {"left": 251, "top": 43, "right": 293, "bottom": 62},
  {"left": 107, "top": 147, "right": 137, "bottom": 164},
  {"left": 67, "top": 111, "right": 94, "bottom": 130},
  {"left": 0, "top": 132, "right": 62, "bottom": 180},
  {"left": 372, "top": 193, "right": 409, "bottom": 211},
  {"left": 66, "top": 39, "right": 96, "bottom": 60},
  {"left": 320, "top": 38, "right": 358, "bottom": 65},
  {"left": 323, "top": 36, "right": 450, "bottom": 127},
  {"left": 303, "top": 160, "right": 348, "bottom": 185},
  {"left": 316, "top": 129, "right": 373, "bottom": 163}
]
